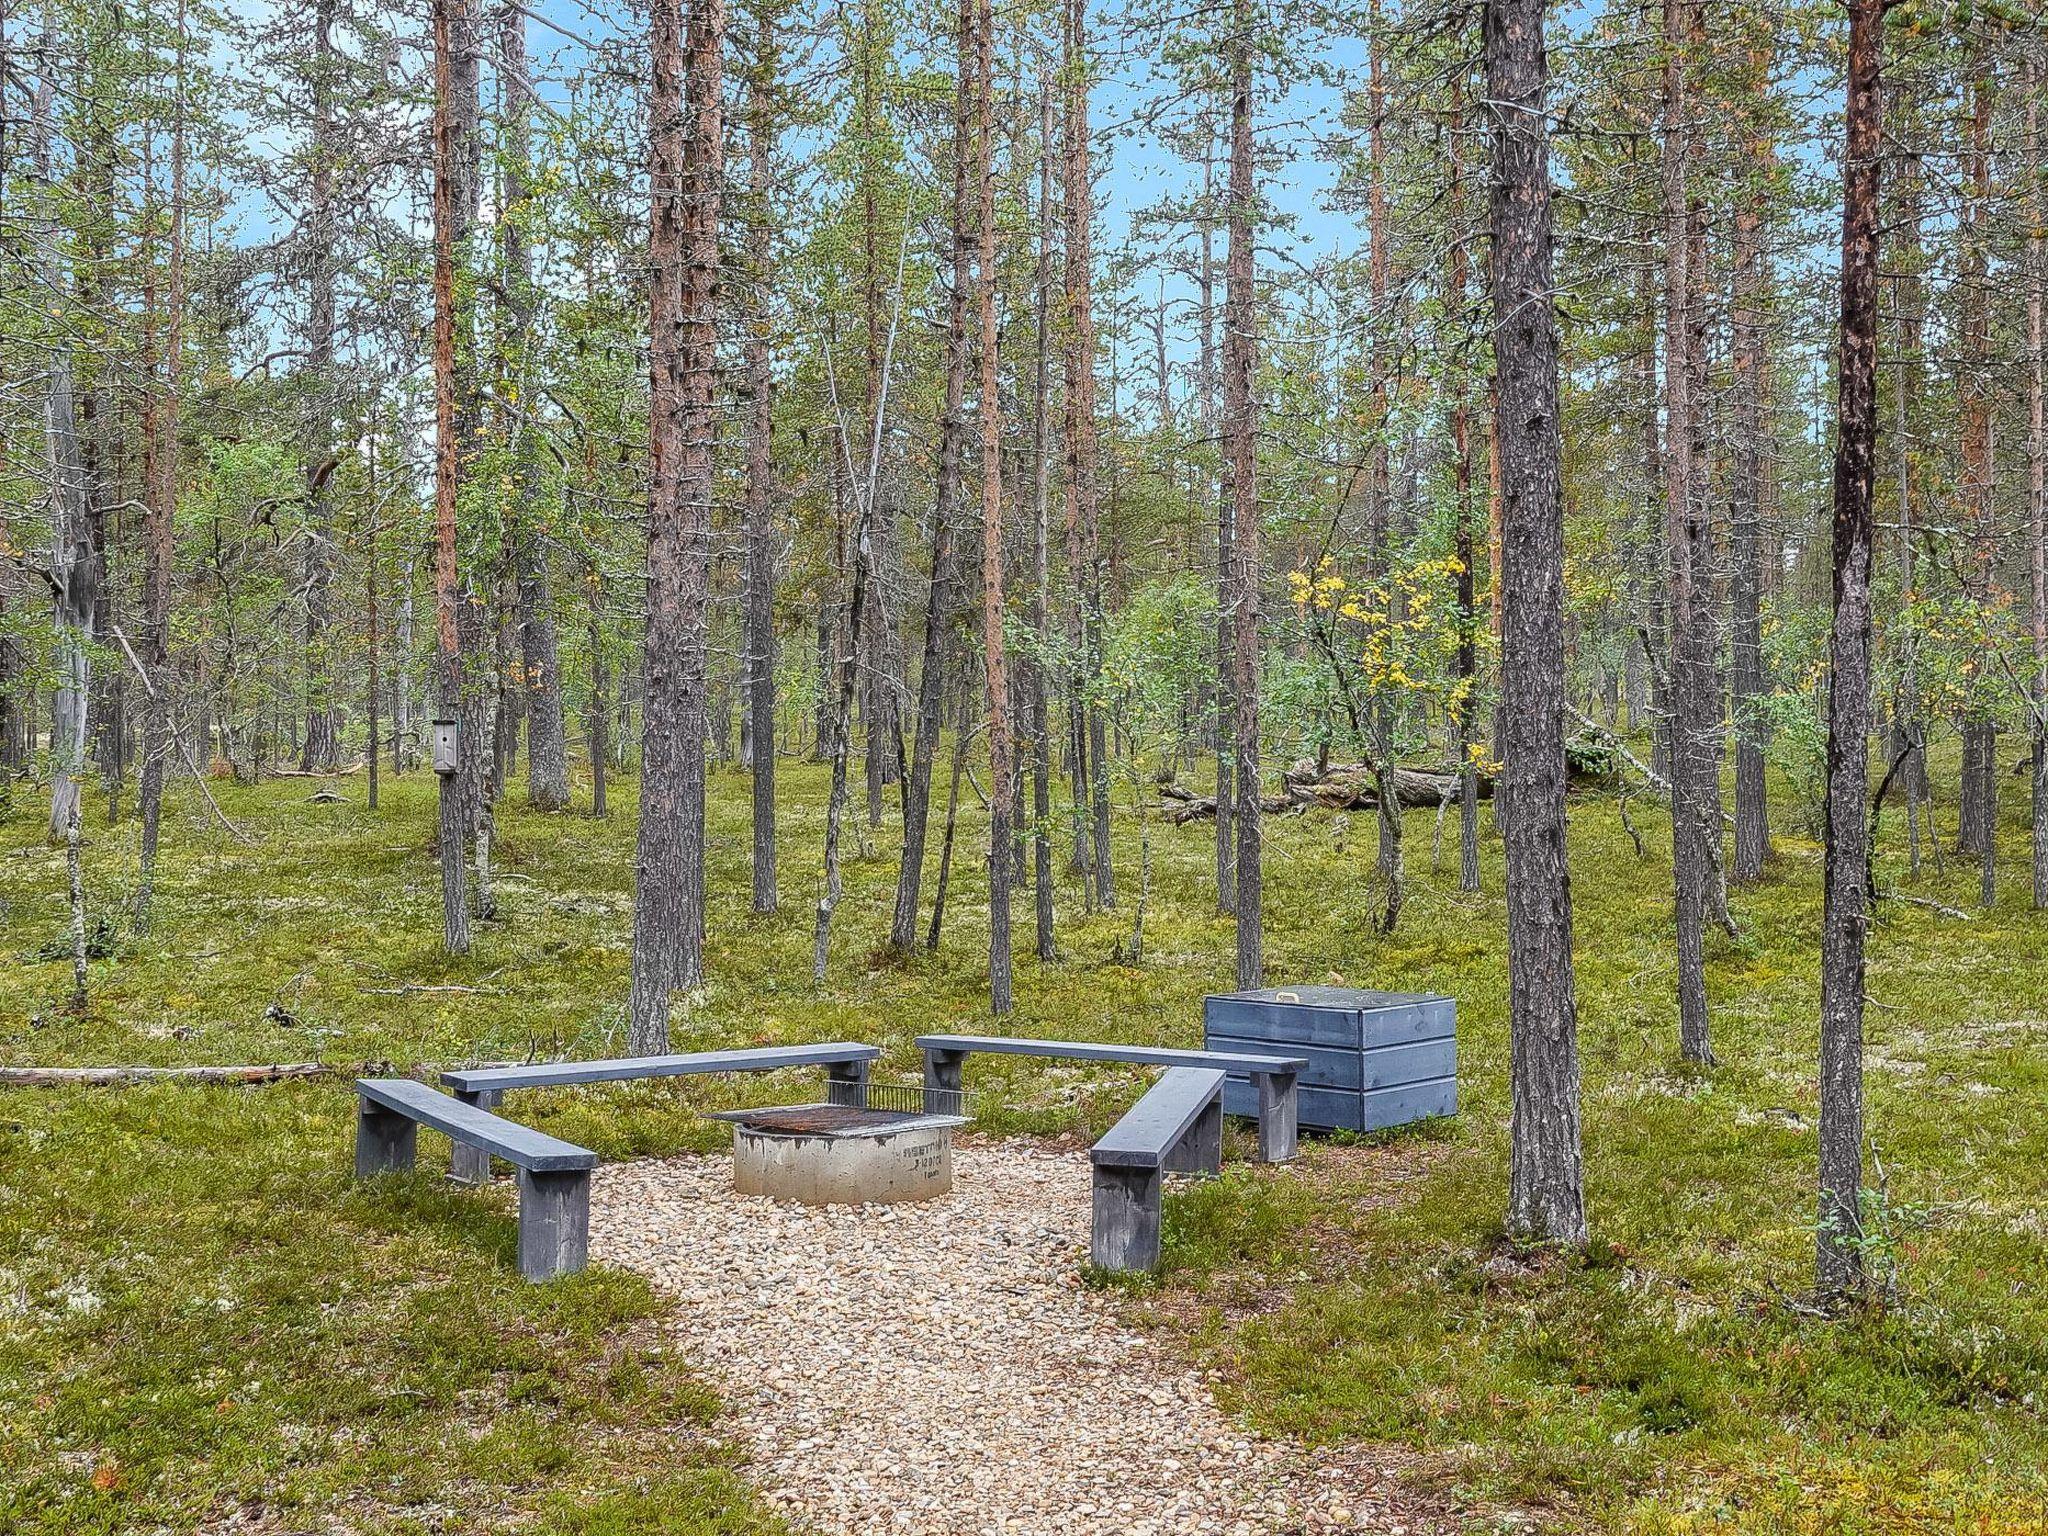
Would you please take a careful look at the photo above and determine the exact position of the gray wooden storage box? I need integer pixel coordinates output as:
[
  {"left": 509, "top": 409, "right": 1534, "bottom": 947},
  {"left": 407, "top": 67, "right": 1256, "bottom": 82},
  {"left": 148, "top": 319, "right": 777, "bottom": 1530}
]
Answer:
[{"left": 1203, "top": 985, "right": 1456, "bottom": 1133}]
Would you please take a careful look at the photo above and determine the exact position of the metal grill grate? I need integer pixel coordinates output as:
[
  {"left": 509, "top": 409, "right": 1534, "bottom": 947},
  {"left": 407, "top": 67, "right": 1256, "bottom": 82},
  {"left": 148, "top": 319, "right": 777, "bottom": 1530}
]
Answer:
[{"left": 826, "top": 1077, "right": 968, "bottom": 1118}]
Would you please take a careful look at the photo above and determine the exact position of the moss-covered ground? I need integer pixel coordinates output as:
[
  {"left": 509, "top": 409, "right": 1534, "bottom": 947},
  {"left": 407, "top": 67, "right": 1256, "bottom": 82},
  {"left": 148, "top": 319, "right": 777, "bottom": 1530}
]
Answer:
[{"left": 1, "top": 750, "right": 2043, "bottom": 1532}]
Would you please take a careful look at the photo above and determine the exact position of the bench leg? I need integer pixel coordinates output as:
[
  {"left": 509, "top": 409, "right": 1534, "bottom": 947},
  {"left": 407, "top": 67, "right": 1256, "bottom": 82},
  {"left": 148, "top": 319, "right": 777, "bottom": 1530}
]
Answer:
[
  {"left": 1091, "top": 1163, "right": 1163, "bottom": 1272},
  {"left": 922, "top": 1047, "right": 965, "bottom": 1113},
  {"left": 517, "top": 1168, "right": 590, "bottom": 1282},
  {"left": 448, "top": 1088, "right": 502, "bottom": 1185},
  {"left": 1254, "top": 1071, "right": 1299, "bottom": 1164},
  {"left": 1164, "top": 1095, "right": 1223, "bottom": 1176},
  {"left": 826, "top": 1059, "right": 870, "bottom": 1108},
  {"left": 355, "top": 1099, "right": 417, "bottom": 1178}
]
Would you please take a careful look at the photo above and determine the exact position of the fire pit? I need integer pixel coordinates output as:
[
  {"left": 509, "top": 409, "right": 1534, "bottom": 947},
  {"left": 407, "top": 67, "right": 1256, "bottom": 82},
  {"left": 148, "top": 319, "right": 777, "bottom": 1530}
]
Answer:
[{"left": 710, "top": 1086, "right": 967, "bottom": 1206}]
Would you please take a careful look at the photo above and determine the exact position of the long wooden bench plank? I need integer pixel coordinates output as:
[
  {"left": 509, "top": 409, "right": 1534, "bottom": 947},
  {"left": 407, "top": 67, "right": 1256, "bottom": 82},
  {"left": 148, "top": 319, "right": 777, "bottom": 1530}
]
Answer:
[
  {"left": 355, "top": 1078, "right": 596, "bottom": 1172},
  {"left": 352, "top": 1079, "right": 597, "bottom": 1282},
  {"left": 915, "top": 1034, "right": 1304, "bottom": 1077},
  {"left": 918, "top": 1034, "right": 1300, "bottom": 1162},
  {"left": 442, "top": 1042, "right": 879, "bottom": 1096},
  {"left": 1089, "top": 1068, "right": 1226, "bottom": 1273},
  {"left": 1090, "top": 1067, "right": 1227, "bottom": 1169}
]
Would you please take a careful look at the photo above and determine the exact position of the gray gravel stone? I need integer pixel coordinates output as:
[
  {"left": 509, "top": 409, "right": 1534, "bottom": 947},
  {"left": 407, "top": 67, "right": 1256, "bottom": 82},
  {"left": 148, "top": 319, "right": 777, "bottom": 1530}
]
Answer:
[{"left": 590, "top": 1140, "right": 1448, "bottom": 1536}]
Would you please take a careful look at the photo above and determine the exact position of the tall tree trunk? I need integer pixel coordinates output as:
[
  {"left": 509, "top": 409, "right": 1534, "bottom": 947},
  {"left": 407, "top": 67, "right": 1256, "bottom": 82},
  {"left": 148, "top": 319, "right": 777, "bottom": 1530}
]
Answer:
[
  {"left": 629, "top": 0, "right": 723, "bottom": 1049},
  {"left": 1891, "top": 128, "right": 1926, "bottom": 875},
  {"left": 856, "top": 0, "right": 901, "bottom": 831},
  {"left": 1662, "top": 0, "right": 1712, "bottom": 1065},
  {"left": 37, "top": 20, "right": 99, "bottom": 847},
  {"left": 1030, "top": 73, "right": 1057, "bottom": 962},
  {"left": 500, "top": 1, "right": 568, "bottom": 812},
  {"left": 300, "top": 0, "right": 340, "bottom": 774},
  {"left": 2029, "top": 57, "right": 2047, "bottom": 910},
  {"left": 743, "top": 25, "right": 779, "bottom": 913},
  {"left": 976, "top": 0, "right": 1014, "bottom": 1015},
  {"left": 1730, "top": 38, "right": 1774, "bottom": 883},
  {"left": 137, "top": 38, "right": 186, "bottom": 928},
  {"left": 886, "top": 0, "right": 970, "bottom": 955},
  {"left": 431, "top": 0, "right": 472, "bottom": 954},
  {"left": 1450, "top": 68, "right": 1480, "bottom": 895},
  {"left": 1818, "top": 0, "right": 1885, "bottom": 1304},
  {"left": 1063, "top": 0, "right": 1112, "bottom": 909},
  {"left": 1224, "top": 0, "right": 1262, "bottom": 990},
  {"left": 1957, "top": 64, "right": 1996, "bottom": 869},
  {"left": 1205, "top": 122, "right": 1234, "bottom": 915},
  {"left": 1366, "top": 0, "right": 1402, "bottom": 933},
  {"left": 1489, "top": 0, "right": 1585, "bottom": 1246}
]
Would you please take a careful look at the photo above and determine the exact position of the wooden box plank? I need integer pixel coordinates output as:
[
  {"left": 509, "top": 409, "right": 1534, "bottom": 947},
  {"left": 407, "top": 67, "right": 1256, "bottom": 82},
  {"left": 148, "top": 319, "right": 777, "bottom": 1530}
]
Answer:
[{"left": 1202, "top": 1033, "right": 1366, "bottom": 1090}]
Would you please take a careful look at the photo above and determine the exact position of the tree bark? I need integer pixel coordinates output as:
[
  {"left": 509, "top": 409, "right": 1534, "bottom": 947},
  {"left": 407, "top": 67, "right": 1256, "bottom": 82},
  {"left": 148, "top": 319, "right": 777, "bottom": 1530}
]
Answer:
[
  {"left": 137, "top": 38, "right": 185, "bottom": 928},
  {"left": 1730, "top": 37, "right": 1774, "bottom": 883},
  {"left": 1956, "top": 63, "right": 1996, "bottom": 869},
  {"left": 887, "top": 0, "right": 973, "bottom": 955},
  {"left": 629, "top": 0, "right": 723, "bottom": 1050},
  {"left": 1662, "top": 0, "right": 1712, "bottom": 1065},
  {"left": 35, "top": 19, "right": 100, "bottom": 848},
  {"left": 743, "top": 23, "right": 779, "bottom": 913},
  {"left": 1224, "top": 0, "right": 1262, "bottom": 990},
  {"left": 1030, "top": 73, "right": 1057, "bottom": 962},
  {"left": 1489, "top": 0, "right": 1586, "bottom": 1245},
  {"left": 431, "top": 0, "right": 472, "bottom": 954},
  {"left": 1449, "top": 68, "right": 1480, "bottom": 895},
  {"left": 2028, "top": 58, "right": 2047, "bottom": 910},
  {"left": 300, "top": 0, "right": 341, "bottom": 775},
  {"left": 1063, "top": 0, "right": 1112, "bottom": 910},
  {"left": 976, "top": 0, "right": 1014, "bottom": 1014},
  {"left": 1818, "top": 0, "right": 1885, "bottom": 1304},
  {"left": 499, "top": 1, "right": 569, "bottom": 813}
]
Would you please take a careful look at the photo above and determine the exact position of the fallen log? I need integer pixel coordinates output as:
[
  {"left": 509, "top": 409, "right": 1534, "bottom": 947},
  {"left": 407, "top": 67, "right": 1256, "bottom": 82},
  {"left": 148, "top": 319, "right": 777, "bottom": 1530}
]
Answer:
[
  {"left": 0, "top": 1062, "right": 330, "bottom": 1088},
  {"left": 1278, "top": 761, "right": 1494, "bottom": 811}
]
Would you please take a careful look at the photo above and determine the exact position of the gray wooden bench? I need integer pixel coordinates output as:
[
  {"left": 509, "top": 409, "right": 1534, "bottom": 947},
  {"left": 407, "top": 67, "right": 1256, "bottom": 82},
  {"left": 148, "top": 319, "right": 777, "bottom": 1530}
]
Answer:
[
  {"left": 915, "top": 1034, "right": 1304, "bottom": 1162},
  {"left": 1089, "top": 1066, "right": 1226, "bottom": 1273},
  {"left": 440, "top": 1042, "right": 880, "bottom": 1184},
  {"left": 353, "top": 1077, "right": 597, "bottom": 1282}
]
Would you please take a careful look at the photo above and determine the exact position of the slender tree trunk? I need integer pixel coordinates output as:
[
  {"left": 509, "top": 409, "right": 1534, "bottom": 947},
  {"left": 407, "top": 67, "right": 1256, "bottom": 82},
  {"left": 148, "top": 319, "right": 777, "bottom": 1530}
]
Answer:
[
  {"left": 1224, "top": 0, "right": 1262, "bottom": 990},
  {"left": 1366, "top": 0, "right": 1402, "bottom": 934},
  {"left": 1818, "top": 0, "right": 1885, "bottom": 1304},
  {"left": 300, "top": 0, "right": 340, "bottom": 774},
  {"left": 499, "top": 2, "right": 568, "bottom": 813},
  {"left": 1662, "top": 0, "right": 1712, "bottom": 1065},
  {"left": 813, "top": 484, "right": 868, "bottom": 984},
  {"left": 1030, "top": 74, "right": 1057, "bottom": 962},
  {"left": 1957, "top": 65, "right": 1996, "bottom": 868},
  {"left": 431, "top": 0, "right": 472, "bottom": 954},
  {"left": 1730, "top": 41, "right": 1774, "bottom": 882},
  {"left": 2029, "top": 58, "right": 2047, "bottom": 909},
  {"left": 137, "top": 45, "right": 185, "bottom": 928},
  {"left": 855, "top": 0, "right": 900, "bottom": 831},
  {"left": 743, "top": 30, "right": 779, "bottom": 913},
  {"left": 37, "top": 22, "right": 99, "bottom": 848},
  {"left": 977, "top": 0, "right": 1015, "bottom": 1015},
  {"left": 1450, "top": 71, "right": 1480, "bottom": 895},
  {"left": 1204, "top": 125, "right": 1234, "bottom": 915},
  {"left": 887, "top": 0, "right": 973, "bottom": 955},
  {"left": 1489, "top": 0, "right": 1586, "bottom": 1246},
  {"left": 587, "top": 557, "right": 610, "bottom": 817},
  {"left": 1063, "top": 0, "right": 1112, "bottom": 909},
  {"left": 1891, "top": 134, "right": 1926, "bottom": 876},
  {"left": 629, "top": 0, "right": 723, "bottom": 1049}
]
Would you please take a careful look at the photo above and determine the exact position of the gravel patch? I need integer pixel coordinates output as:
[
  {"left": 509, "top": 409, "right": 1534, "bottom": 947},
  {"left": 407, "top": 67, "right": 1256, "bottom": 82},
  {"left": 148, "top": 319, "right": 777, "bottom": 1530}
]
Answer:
[{"left": 591, "top": 1139, "right": 1455, "bottom": 1536}]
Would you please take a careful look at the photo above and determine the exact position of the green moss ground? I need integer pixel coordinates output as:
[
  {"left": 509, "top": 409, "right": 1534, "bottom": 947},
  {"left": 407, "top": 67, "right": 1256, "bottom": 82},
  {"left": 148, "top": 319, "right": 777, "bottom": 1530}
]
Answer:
[{"left": 1, "top": 754, "right": 2044, "bottom": 1532}]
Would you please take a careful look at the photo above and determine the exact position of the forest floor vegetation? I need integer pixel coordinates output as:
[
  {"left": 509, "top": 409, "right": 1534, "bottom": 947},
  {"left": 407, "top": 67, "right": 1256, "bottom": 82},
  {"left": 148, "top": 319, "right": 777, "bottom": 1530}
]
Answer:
[{"left": 1, "top": 749, "right": 2043, "bottom": 1533}]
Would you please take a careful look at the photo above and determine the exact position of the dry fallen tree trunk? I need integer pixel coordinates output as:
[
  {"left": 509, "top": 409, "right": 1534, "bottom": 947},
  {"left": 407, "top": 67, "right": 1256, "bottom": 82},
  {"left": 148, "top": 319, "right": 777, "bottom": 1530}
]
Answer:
[
  {"left": 1159, "top": 760, "right": 1496, "bottom": 824},
  {"left": 0, "top": 1062, "right": 330, "bottom": 1088}
]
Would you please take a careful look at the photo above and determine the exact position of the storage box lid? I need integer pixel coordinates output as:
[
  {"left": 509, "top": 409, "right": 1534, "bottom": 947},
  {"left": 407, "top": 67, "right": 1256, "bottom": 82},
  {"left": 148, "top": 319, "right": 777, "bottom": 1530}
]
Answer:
[{"left": 1207, "top": 985, "right": 1449, "bottom": 1011}]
